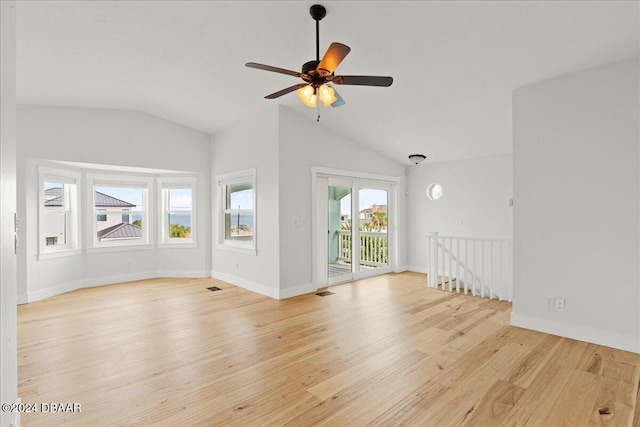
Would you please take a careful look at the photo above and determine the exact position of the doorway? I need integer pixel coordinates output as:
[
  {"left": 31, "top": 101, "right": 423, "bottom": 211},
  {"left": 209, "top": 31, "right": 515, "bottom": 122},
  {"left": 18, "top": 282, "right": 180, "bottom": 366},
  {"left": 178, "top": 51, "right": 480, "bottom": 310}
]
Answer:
[{"left": 314, "top": 169, "right": 397, "bottom": 288}]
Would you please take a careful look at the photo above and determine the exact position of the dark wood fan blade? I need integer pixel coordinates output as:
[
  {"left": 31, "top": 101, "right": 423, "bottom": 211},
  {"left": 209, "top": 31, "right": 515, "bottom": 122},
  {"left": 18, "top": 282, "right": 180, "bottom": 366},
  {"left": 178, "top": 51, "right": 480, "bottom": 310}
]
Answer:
[
  {"left": 265, "top": 84, "right": 308, "bottom": 99},
  {"left": 317, "top": 42, "right": 351, "bottom": 76},
  {"left": 333, "top": 75, "right": 393, "bottom": 87},
  {"left": 245, "top": 62, "right": 304, "bottom": 78}
]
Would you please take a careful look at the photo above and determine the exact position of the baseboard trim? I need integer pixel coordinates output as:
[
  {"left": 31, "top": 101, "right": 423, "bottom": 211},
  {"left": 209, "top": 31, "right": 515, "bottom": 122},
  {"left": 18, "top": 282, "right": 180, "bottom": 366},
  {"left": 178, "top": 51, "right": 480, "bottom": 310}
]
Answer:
[
  {"left": 406, "top": 266, "right": 428, "bottom": 274},
  {"left": 84, "top": 272, "right": 157, "bottom": 288},
  {"left": 27, "top": 280, "right": 83, "bottom": 303},
  {"left": 279, "top": 283, "right": 314, "bottom": 299},
  {"left": 210, "top": 270, "right": 279, "bottom": 299},
  {"left": 17, "top": 293, "right": 28, "bottom": 305},
  {"left": 157, "top": 270, "right": 209, "bottom": 278},
  {"left": 25, "top": 270, "right": 207, "bottom": 303},
  {"left": 393, "top": 266, "right": 409, "bottom": 273},
  {"left": 511, "top": 311, "right": 640, "bottom": 354}
]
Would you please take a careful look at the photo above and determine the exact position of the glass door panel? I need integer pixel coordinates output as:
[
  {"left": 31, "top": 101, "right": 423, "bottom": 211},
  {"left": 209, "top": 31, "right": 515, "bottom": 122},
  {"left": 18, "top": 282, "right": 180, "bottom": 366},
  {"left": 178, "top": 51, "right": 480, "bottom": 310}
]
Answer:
[
  {"left": 328, "top": 185, "right": 353, "bottom": 283},
  {"left": 358, "top": 188, "right": 388, "bottom": 272}
]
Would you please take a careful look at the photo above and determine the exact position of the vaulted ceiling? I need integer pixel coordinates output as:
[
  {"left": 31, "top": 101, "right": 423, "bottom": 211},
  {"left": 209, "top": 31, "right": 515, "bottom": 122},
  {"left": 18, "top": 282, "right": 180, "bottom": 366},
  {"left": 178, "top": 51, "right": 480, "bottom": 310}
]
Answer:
[{"left": 16, "top": 1, "right": 639, "bottom": 164}]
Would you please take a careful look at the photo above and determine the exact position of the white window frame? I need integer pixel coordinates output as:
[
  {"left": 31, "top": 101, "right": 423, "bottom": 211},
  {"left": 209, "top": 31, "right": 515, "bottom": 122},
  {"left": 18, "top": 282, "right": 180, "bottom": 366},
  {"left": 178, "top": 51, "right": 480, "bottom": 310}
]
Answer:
[
  {"left": 216, "top": 168, "right": 256, "bottom": 255},
  {"left": 86, "top": 173, "right": 154, "bottom": 251},
  {"left": 38, "top": 166, "right": 82, "bottom": 260},
  {"left": 157, "top": 176, "right": 197, "bottom": 248}
]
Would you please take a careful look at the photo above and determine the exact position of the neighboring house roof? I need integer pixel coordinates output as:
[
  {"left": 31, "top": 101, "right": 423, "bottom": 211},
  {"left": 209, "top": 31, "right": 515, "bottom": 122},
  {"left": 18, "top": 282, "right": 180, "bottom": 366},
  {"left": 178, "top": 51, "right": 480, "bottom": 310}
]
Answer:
[
  {"left": 97, "top": 223, "right": 142, "bottom": 240},
  {"left": 44, "top": 187, "right": 63, "bottom": 206},
  {"left": 44, "top": 196, "right": 63, "bottom": 207},
  {"left": 44, "top": 189, "right": 136, "bottom": 208},
  {"left": 45, "top": 187, "right": 63, "bottom": 197},
  {"left": 95, "top": 191, "right": 136, "bottom": 208},
  {"left": 360, "top": 204, "right": 387, "bottom": 214}
]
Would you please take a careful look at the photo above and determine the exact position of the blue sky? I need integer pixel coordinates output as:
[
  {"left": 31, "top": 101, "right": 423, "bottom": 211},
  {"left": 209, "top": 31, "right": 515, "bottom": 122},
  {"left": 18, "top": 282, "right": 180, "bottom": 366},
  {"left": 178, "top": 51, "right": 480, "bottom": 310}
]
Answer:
[
  {"left": 340, "top": 189, "right": 387, "bottom": 215},
  {"left": 168, "top": 188, "right": 192, "bottom": 209},
  {"left": 230, "top": 188, "right": 253, "bottom": 210}
]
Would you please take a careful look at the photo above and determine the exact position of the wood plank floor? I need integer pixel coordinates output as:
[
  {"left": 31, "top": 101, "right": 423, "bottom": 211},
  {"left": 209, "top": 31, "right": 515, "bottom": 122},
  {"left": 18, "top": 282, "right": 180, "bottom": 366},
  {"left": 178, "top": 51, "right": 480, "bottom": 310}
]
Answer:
[{"left": 17, "top": 272, "right": 640, "bottom": 426}]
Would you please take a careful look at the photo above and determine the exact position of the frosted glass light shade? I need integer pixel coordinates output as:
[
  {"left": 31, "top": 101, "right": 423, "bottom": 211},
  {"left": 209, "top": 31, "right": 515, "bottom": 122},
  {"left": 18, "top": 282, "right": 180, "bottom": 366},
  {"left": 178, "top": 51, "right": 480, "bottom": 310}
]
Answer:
[
  {"left": 318, "top": 84, "right": 337, "bottom": 107},
  {"left": 297, "top": 85, "right": 317, "bottom": 107}
]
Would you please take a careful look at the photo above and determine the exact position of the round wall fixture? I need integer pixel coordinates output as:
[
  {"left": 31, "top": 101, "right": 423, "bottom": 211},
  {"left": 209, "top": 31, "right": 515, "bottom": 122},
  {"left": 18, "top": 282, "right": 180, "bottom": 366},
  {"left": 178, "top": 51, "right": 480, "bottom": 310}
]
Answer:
[{"left": 426, "top": 183, "right": 443, "bottom": 200}]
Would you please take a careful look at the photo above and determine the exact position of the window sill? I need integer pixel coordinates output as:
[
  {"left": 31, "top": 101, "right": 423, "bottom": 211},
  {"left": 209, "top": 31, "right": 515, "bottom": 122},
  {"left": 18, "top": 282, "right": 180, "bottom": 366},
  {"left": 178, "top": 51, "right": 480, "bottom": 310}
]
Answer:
[
  {"left": 38, "top": 248, "right": 83, "bottom": 261},
  {"left": 216, "top": 243, "right": 256, "bottom": 256},
  {"left": 158, "top": 242, "right": 197, "bottom": 249},
  {"left": 87, "top": 243, "right": 154, "bottom": 253}
]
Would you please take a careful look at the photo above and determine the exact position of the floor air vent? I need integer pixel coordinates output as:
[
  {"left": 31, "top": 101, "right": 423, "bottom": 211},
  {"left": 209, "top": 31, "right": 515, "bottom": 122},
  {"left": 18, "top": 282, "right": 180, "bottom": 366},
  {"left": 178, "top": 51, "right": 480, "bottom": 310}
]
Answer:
[
  {"left": 207, "top": 286, "right": 222, "bottom": 292},
  {"left": 316, "top": 291, "right": 334, "bottom": 297}
]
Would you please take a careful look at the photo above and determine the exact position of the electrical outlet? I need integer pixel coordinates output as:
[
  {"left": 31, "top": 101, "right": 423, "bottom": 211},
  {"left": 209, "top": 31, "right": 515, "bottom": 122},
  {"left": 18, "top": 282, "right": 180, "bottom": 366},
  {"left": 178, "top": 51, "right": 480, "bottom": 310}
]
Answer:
[
  {"left": 555, "top": 298, "right": 565, "bottom": 309},
  {"left": 545, "top": 297, "right": 554, "bottom": 308}
]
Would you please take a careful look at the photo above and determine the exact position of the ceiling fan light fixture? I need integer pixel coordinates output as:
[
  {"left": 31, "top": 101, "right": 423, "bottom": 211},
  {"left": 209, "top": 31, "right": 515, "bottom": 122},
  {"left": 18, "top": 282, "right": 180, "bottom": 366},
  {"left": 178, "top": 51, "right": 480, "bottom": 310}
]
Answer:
[
  {"left": 297, "top": 85, "right": 317, "bottom": 107},
  {"left": 318, "top": 84, "right": 337, "bottom": 107},
  {"left": 245, "top": 4, "right": 393, "bottom": 120},
  {"left": 409, "top": 154, "right": 427, "bottom": 165}
]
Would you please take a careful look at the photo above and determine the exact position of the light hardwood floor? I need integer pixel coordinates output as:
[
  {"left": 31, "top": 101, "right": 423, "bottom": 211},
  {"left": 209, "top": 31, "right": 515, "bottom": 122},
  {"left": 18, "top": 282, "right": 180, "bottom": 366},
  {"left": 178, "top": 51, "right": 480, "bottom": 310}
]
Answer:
[{"left": 18, "top": 272, "right": 640, "bottom": 426}]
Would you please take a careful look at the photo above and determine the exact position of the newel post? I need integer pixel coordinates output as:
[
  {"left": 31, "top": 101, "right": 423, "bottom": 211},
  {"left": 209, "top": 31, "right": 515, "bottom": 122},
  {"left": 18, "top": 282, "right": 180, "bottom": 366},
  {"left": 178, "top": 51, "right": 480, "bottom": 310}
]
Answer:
[{"left": 427, "top": 231, "right": 439, "bottom": 288}]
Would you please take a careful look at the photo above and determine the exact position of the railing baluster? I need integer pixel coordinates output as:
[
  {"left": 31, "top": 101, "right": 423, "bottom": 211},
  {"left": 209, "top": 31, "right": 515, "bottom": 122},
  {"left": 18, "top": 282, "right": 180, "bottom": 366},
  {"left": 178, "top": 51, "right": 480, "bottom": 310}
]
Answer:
[
  {"left": 431, "top": 233, "right": 439, "bottom": 288},
  {"left": 490, "top": 241, "right": 494, "bottom": 300},
  {"left": 428, "top": 236, "right": 431, "bottom": 287},
  {"left": 424, "top": 233, "right": 512, "bottom": 301},
  {"left": 456, "top": 238, "right": 460, "bottom": 293},
  {"left": 498, "top": 242, "right": 503, "bottom": 301},
  {"left": 446, "top": 237, "right": 450, "bottom": 291},
  {"left": 440, "top": 237, "right": 445, "bottom": 289},
  {"left": 464, "top": 239, "right": 468, "bottom": 294},
  {"left": 481, "top": 241, "right": 485, "bottom": 298}
]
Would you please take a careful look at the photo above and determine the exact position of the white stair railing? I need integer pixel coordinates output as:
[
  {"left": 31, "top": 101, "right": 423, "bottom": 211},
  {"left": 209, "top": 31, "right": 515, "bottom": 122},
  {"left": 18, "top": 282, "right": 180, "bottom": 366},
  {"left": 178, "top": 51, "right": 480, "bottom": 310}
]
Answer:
[{"left": 426, "top": 232, "right": 512, "bottom": 301}]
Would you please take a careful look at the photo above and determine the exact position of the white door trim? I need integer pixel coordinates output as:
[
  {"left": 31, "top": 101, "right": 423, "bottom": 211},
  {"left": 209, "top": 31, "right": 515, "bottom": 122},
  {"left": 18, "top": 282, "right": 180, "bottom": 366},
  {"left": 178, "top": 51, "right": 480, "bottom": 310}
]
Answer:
[{"left": 311, "top": 166, "right": 399, "bottom": 290}]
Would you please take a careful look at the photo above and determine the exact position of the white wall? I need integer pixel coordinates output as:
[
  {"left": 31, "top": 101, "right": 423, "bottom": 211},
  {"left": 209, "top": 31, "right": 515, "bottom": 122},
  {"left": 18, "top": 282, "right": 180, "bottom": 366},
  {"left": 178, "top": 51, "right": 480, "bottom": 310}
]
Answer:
[
  {"left": 0, "top": 2, "right": 18, "bottom": 425},
  {"left": 407, "top": 154, "right": 513, "bottom": 271},
  {"left": 210, "top": 106, "right": 281, "bottom": 298},
  {"left": 17, "top": 105, "right": 211, "bottom": 302},
  {"left": 512, "top": 59, "right": 640, "bottom": 353},
  {"left": 278, "top": 106, "right": 407, "bottom": 293}
]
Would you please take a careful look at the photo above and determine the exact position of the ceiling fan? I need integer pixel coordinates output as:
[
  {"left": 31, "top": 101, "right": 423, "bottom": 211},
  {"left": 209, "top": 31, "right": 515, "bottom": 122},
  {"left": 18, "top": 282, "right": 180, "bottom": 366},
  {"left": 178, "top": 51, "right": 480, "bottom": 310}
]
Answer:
[{"left": 245, "top": 4, "right": 393, "bottom": 121}]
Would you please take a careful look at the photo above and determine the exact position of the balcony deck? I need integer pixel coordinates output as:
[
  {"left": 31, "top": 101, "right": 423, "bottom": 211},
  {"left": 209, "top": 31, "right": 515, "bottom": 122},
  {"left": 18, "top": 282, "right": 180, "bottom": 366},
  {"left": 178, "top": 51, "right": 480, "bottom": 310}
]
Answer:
[{"left": 329, "top": 263, "right": 351, "bottom": 277}]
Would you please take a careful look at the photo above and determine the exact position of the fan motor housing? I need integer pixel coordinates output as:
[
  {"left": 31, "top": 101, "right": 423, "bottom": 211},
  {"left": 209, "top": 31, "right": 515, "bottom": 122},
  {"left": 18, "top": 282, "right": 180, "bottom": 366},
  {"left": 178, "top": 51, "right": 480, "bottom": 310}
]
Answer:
[{"left": 302, "top": 60, "right": 320, "bottom": 75}]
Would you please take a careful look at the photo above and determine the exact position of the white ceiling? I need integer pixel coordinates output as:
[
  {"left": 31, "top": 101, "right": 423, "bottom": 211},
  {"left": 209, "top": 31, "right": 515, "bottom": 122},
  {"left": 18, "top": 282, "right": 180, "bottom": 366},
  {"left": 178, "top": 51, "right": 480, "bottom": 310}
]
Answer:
[{"left": 16, "top": 1, "right": 639, "bottom": 164}]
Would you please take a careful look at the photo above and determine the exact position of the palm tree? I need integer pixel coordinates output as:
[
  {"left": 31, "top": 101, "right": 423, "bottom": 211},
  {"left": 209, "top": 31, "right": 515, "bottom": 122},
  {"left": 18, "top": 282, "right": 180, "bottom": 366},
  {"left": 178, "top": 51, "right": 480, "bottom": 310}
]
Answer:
[{"left": 370, "top": 210, "right": 387, "bottom": 231}]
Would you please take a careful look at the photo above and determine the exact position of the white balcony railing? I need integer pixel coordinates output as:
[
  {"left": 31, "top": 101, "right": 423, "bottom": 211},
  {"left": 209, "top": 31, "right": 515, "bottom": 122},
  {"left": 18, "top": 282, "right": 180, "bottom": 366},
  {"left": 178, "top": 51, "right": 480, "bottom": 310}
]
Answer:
[
  {"left": 337, "top": 230, "right": 388, "bottom": 267},
  {"left": 427, "top": 232, "right": 512, "bottom": 301}
]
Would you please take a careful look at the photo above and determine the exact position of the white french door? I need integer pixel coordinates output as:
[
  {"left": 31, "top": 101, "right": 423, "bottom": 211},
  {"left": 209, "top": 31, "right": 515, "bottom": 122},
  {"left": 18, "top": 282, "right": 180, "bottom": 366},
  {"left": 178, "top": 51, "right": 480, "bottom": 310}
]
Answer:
[{"left": 316, "top": 174, "right": 396, "bottom": 287}]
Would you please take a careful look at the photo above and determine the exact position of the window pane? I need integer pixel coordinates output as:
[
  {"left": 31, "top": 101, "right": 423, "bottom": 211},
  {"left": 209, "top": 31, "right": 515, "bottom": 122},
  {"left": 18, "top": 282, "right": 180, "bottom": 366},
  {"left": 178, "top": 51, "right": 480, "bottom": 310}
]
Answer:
[
  {"left": 132, "top": 215, "right": 142, "bottom": 227},
  {"left": 358, "top": 189, "right": 388, "bottom": 271},
  {"left": 168, "top": 213, "right": 191, "bottom": 238},
  {"left": 225, "top": 212, "right": 253, "bottom": 241},
  {"left": 227, "top": 183, "right": 253, "bottom": 210},
  {"left": 44, "top": 211, "right": 67, "bottom": 246},
  {"left": 169, "top": 188, "right": 192, "bottom": 210},
  {"left": 94, "top": 186, "right": 144, "bottom": 242},
  {"left": 95, "top": 186, "right": 143, "bottom": 212},
  {"left": 43, "top": 182, "right": 67, "bottom": 247},
  {"left": 44, "top": 182, "right": 64, "bottom": 208}
]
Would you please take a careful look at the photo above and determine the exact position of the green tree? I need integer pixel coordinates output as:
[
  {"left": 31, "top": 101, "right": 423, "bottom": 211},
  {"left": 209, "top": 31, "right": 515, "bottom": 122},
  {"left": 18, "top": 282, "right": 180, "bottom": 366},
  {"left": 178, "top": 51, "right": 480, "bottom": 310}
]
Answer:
[
  {"left": 370, "top": 211, "right": 387, "bottom": 231},
  {"left": 169, "top": 223, "right": 191, "bottom": 238}
]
